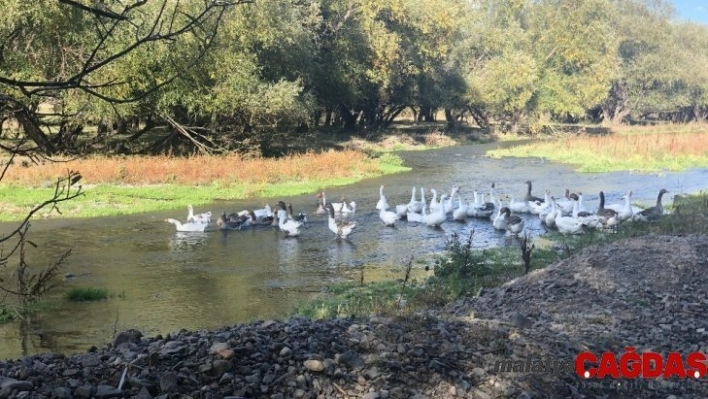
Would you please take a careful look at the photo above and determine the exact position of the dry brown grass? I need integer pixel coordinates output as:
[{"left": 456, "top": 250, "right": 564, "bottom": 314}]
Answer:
[
  {"left": 488, "top": 131, "right": 708, "bottom": 172},
  {"left": 3, "top": 150, "right": 380, "bottom": 187},
  {"left": 611, "top": 122, "right": 708, "bottom": 136}
]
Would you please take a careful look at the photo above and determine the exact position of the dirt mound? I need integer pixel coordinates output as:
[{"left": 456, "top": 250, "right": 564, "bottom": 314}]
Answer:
[{"left": 445, "top": 234, "right": 708, "bottom": 398}]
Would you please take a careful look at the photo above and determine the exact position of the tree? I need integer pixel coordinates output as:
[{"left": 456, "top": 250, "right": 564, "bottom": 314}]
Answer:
[{"left": 0, "top": 0, "right": 248, "bottom": 154}]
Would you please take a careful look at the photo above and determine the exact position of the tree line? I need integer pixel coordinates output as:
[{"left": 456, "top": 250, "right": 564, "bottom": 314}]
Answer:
[{"left": 1, "top": 0, "right": 707, "bottom": 155}]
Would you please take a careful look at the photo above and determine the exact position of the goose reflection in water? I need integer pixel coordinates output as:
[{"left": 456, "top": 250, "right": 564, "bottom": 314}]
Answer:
[
  {"left": 167, "top": 232, "right": 209, "bottom": 252},
  {"left": 277, "top": 237, "right": 301, "bottom": 271},
  {"left": 326, "top": 239, "right": 357, "bottom": 268}
]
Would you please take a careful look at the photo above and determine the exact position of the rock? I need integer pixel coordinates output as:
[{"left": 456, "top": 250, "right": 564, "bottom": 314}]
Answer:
[
  {"left": 74, "top": 385, "right": 95, "bottom": 398},
  {"left": 53, "top": 387, "right": 73, "bottom": 399},
  {"left": 136, "top": 387, "right": 154, "bottom": 399},
  {"left": 212, "top": 359, "right": 233, "bottom": 378},
  {"left": 362, "top": 392, "right": 380, "bottom": 399},
  {"left": 95, "top": 385, "right": 123, "bottom": 398},
  {"left": 0, "top": 378, "right": 33, "bottom": 391},
  {"left": 209, "top": 342, "right": 229, "bottom": 355},
  {"left": 159, "top": 372, "right": 178, "bottom": 393},
  {"left": 334, "top": 351, "right": 364, "bottom": 370},
  {"left": 279, "top": 347, "right": 292, "bottom": 357},
  {"left": 303, "top": 360, "right": 324, "bottom": 372},
  {"left": 113, "top": 329, "right": 143, "bottom": 347}
]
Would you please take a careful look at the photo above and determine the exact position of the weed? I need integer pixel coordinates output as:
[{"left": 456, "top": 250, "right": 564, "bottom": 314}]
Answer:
[{"left": 65, "top": 287, "right": 109, "bottom": 302}]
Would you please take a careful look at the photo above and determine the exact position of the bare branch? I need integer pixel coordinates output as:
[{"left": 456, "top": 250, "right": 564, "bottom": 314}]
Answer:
[{"left": 57, "top": 0, "right": 128, "bottom": 20}]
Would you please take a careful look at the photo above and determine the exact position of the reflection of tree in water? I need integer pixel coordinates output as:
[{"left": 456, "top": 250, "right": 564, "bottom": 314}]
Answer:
[{"left": 167, "top": 232, "right": 209, "bottom": 252}]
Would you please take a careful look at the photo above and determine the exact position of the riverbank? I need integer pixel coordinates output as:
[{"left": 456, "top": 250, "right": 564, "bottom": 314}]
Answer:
[
  {"left": 1, "top": 233, "right": 706, "bottom": 398},
  {"left": 486, "top": 130, "right": 708, "bottom": 173},
  {"left": 0, "top": 150, "right": 410, "bottom": 222}
]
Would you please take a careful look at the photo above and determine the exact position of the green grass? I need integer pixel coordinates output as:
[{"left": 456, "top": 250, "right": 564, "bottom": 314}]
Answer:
[
  {"left": 0, "top": 154, "right": 410, "bottom": 222},
  {"left": 65, "top": 287, "right": 109, "bottom": 302}
]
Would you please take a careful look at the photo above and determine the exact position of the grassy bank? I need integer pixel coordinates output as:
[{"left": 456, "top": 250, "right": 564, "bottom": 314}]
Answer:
[
  {"left": 0, "top": 150, "right": 409, "bottom": 222},
  {"left": 293, "top": 191, "right": 708, "bottom": 319},
  {"left": 487, "top": 130, "right": 708, "bottom": 173}
]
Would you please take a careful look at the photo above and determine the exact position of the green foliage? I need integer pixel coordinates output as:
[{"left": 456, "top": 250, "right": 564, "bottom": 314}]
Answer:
[
  {"left": 65, "top": 287, "right": 109, "bottom": 302},
  {"left": 2, "top": 0, "right": 708, "bottom": 151}
]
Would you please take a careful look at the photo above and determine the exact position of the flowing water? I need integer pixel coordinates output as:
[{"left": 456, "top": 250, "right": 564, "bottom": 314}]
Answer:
[{"left": 1, "top": 142, "right": 707, "bottom": 359}]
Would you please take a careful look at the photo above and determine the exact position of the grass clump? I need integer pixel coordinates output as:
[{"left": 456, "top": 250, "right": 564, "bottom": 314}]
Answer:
[
  {"left": 65, "top": 287, "right": 109, "bottom": 302},
  {"left": 487, "top": 131, "right": 708, "bottom": 173}
]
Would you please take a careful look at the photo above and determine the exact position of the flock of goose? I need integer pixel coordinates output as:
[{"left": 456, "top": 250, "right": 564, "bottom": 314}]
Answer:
[{"left": 165, "top": 181, "right": 670, "bottom": 239}]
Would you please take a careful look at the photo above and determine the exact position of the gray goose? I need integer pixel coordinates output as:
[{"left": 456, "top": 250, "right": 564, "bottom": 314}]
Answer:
[
  {"left": 524, "top": 180, "right": 544, "bottom": 203},
  {"left": 500, "top": 207, "right": 525, "bottom": 236},
  {"left": 597, "top": 191, "right": 619, "bottom": 228},
  {"left": 635, "top": 188, "right": 669, "bottom": 221}
]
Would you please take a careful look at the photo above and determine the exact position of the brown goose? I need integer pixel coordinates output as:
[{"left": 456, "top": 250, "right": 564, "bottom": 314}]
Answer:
[
  {"left": 635, "top": 189, "right": 669, "bottom": 221},
  {"left": 597, "top": 191, "right": 619, "bottom": 227},
  {"left": 524, "top": 180, "right": 544, "bottom": 203}
]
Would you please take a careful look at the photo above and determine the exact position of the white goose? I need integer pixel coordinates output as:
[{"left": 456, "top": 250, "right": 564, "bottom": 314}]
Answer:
[
  {"left": 528, "top": 189, "right": 550, "bottom": 215},
  {"left": 572, "top": 198, "right": 599, "bottom": 228},
  {"left": 407, "top": 203, "right": 427, "bottom": 223},
  {"left": 555, "top": 189, "right": 577, "bottom": 216},
  {"left": 576, "top": 192, "right": 591, "bottom": 215},
  {"left": 509, "top": 195, "right": 530, "bottom": 214},
  {"left": 429, "top": 189, "right": 441, "bottom": 212},
  {"left": 379, "top": 204, "right": 400, "bottom": 227},
  {"left": 544, "top": 198, "right": 558, "bottom": 227},
  {"left": 407, "top": 187, "right": 425, "bottom": 214},
  {"left": 376, "top": 185, "right": 390, "bottom": 210},
  {"left": 444, "top": 185, "right": 460, "bottom": 214},
  {"left": 318, "top": 192, "right": 356, "bottom": 214},
  {"left": 277, "top": 208, "right": 302, "bottom": 237},
  {"left": 326, "top": 203, "right": 357, "bottom": 239},
  {"left": 166, "top": 218, "right": 208, "bottom": 233},
  {"left": 425, "top": 194, "right": 448, "bottom": 228},
  {"left": 187, "top": 205, "right": 211, "bottom": 224},
  {"left": 553, "top": 210, "right": 589, "bottom": 235},
  {"left": 538, "top": 190, "right": 554, "bottom": 222},
  {"left": 407, "top": 189, "right": 428, "bottom": 223},
  {"left": 452, "top": 193, "right": 468, "bottom": 221},
  {"left": 605, "top": 191, "right": 634, "bottom": 223},
  {"left": 492, "top": 199, "right": 507, "bottom": 230}
]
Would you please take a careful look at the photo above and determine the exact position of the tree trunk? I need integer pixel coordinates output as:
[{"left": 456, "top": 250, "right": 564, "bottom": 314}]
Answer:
[
  {"left": 13, "top": 106, "right": 56, "bottom": 154},
  {"left": 324, "top": 107, "right": 332, "bottom": 127},
  {"left": 339, "top": 103, "right": 358, "bottom": 130},
  {"left": 467, "top": 105, "right": 490, "bottom": 130},
  {"left": 444, "top": 108, "right": 456, "bottom": 128},
  {"left": 611, "top": 106, "right": 631, "bottom": 125}
]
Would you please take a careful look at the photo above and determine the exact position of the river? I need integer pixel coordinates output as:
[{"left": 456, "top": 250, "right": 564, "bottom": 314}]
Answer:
[{"left": 1, "top": 142, "right": 706, "bottom": 359}]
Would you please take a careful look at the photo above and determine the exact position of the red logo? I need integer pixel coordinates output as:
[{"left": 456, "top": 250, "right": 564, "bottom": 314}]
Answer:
[{"left": 576, "top": 348, "right": 707, "bottom": 379}]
